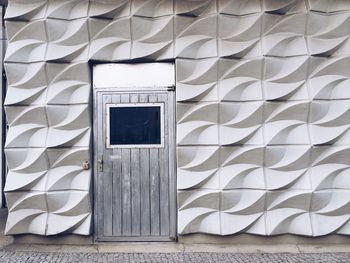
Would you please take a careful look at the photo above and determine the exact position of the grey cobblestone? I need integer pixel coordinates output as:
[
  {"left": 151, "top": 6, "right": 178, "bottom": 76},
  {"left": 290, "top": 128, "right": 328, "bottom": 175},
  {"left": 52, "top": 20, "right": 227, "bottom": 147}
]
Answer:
[{"left": 1, "top": 250, "right": 350, "bottom": 263}]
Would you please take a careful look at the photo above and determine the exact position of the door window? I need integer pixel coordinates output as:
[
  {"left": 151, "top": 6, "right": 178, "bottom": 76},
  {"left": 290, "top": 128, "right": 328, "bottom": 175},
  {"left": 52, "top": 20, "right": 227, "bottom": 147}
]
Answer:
[{"left": 106, "top": 103, "right": 164, "bottom": 148}]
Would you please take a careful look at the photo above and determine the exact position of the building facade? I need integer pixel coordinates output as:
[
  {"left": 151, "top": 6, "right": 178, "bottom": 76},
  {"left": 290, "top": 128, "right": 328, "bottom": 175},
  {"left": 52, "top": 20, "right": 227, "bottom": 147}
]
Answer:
[{"left": 2, "top": 0, "right": 350, "bottom": 242}]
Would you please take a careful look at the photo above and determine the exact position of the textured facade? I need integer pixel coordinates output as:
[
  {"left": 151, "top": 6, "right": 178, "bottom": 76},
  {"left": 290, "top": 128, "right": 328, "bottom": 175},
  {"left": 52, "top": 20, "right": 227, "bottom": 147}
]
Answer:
[
  {"left": 3, "top": 0, "right": 350, "bottom": 237},
  {"left": 0, "top": 4, "right": 6, "bottom": 210}
]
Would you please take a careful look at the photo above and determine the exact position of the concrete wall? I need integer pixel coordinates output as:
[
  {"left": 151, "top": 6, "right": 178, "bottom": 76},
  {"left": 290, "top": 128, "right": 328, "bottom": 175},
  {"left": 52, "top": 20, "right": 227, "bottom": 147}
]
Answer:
[
  {"left": 0, "top": 2, "right": 6, "bottom": 209},
  {"left": 3, "top": 0, "right": 350, "bottom": 238}
]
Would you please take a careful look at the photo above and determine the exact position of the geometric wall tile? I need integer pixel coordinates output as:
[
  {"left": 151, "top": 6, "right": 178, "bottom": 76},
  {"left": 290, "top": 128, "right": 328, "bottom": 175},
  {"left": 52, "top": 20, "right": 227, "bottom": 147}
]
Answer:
[
  {"left": 177, "top": 58, "right": 218, "bottom": 85},
  {"left": 89, "top": 0, "right": 130, "bottom": 19},
  {"left": 310, "top": 100, "right": 350, "bottom": 145},
  {"left": 176, "top": 82, "right": 218, "bottom": 102},
  {"left": 219, "top": 146, "right": 264, "bottom": 189},
  {"left": 46, "top": 148, "right": 90, "bottom": 191},
  {"left": 307, "top": 13, "right": 350, "bottom": 57},
  {"left": 4, "top": 62, "right": 47, "bottom": 106},
  {"left": 219, "top": 102, "right": 263, "bottom": 145},
  {"left": 89, "top": 18, "right": 131, "bottom": 61},
  {"left": 5, "top": 0, "right": 47, "bottom": 21},
  {"left": 308, "top": 0, "right": 350, "bottom": 13},
  {"left": 264, "top": 56, "right": 309, "bottom": 101},
  {"left": 5, "top": 106, "right": 48, "bottom": 148},
  {"left": 4, "top": 148, "right": 49, "bottom": 192},
  {"left": 46, "top": 191, "right": 91, "bottom": 235},
  {"left": 218, "top": 58, "right": 263, "bottom": 101},
  {"left": 5, "top": 192, "right": 47, "bottom": 235},
  {"left": 221, "top": 190, "right": 266, "bottom": 235},
  {"left": 131, "top": 16, "right": 174, "bottom": 60},
  {"left": 310, "top": 163, "right": 350, "bottom": 191},
  {"left": 263, "top": 0, "right": 307, "bottom": 14},
  {"left": 132, "top": 0, "right": 173, "bottom": 17},
  {"left": 177, "top": 146, "right": 219, "bottom": 190},
  {"left": 264, "top": 101, "right": 310, "bottom": 145},
  {"left": 46, "top": 63, "right": 90, "bottom": 104},
  {"left": 177, "top": 102, "right": 218, "bottom": 145},
  {"left": 46, "top": 105, "right": 91, "bottom": 147},
  {"left": 178, "top": 190, "right": 220, "bottom": 234},
  {"left": 309, "top": 56, "right": 350, "bottom": 100},
  {"left": 176, "top": 0, "right": 216, "bottom": 16},
  {"left": 219, "top": 14, "right": 262, "bottom": 58},
  {"left": 265, "top": 146, "right": 311, "bottom": 190},
  {"left": 219, "top": 0, "right": 261, "bottom": 15},
  {"left": 47, "top": 0, "right": 89, "bottom": 20},
  {"left": 266, "top": 190, "right": 312, "bottom": 235},
  {"left": 262, "top": 13, "right": 307, "bottom": 57},
  {"left": 311, "top": 146, "right": 350, "bottom": 167},
  {"left": 175, "top": 15, "right": 217, "bottom": 59},
  {"left": 46, "top": 19, "right": 89, "bottom": 62},
  {"left": 311, "top": 190, "right": 350, "bottom": 236},
  {"left": 5, "top": 20, "right": 47, "bottom": 63}
]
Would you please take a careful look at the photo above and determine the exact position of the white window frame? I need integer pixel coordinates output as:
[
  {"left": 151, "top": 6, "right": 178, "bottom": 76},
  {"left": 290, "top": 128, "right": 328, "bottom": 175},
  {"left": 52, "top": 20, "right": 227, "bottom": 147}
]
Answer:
[{"left": 106, "top": 102, "right": 165, "bottom": 149}]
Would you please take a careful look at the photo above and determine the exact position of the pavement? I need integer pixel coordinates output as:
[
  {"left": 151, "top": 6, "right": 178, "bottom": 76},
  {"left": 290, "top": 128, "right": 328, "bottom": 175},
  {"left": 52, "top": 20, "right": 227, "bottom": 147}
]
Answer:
[
  {"left": 1, "top": 249, "right": 350, "bottom": 263},
  {"left": 1, "top": 213, "right": 350, "bottom": 262}
]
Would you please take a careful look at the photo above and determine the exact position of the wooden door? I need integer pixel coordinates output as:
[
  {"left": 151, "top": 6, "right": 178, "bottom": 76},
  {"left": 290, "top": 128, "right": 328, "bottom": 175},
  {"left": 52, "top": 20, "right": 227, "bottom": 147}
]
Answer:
[{"left": 94, "top": 90, "right": 176, "bottom": 242}]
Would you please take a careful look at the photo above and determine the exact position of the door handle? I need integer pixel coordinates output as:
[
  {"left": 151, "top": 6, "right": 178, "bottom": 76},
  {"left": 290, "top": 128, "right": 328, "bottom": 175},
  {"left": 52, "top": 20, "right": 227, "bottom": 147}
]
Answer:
[{"left": 98, "top": 157, "right": 103, "bottom": 172}]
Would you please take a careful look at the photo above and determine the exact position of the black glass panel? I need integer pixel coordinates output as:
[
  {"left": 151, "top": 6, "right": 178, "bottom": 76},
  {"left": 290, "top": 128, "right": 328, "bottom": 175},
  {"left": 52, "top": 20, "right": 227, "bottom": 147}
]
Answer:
[{"left": 109, "top": 106, "right": 161, "bottom": 145}]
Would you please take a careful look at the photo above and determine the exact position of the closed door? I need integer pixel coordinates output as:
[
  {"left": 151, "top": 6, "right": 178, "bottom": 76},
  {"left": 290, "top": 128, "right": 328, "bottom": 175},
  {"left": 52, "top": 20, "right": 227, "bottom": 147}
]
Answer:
[{"left": 94, "top": 90, "right": 176, "bottom": 242}]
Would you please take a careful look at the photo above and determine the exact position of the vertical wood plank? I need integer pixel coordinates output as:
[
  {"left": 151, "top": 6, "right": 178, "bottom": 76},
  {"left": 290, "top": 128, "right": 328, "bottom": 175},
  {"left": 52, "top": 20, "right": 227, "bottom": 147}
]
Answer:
[
  {"left": 149, "top": 94, "right": 160, "bottom": 236},
  {"left": 121, "top": 93, "right": 132, "bottom": 236},
  {"left": 130, "top": 94, "right": 141, "bottom": 236},
  {"left": 102, "top": 94, "right": 113, "bottom": 236},
  {"left": 158, "top": 93, "right": 170, "bottom": 236},
  {"left": 112, "top": 94, "right": 122, "bottom": 236},
  {"left": 168, "top": 91, "right": 177, "bottom": 238},
  {"left": 139, "top": 94, "right": 151, "bottom": 236},
  {"left": 96, "top": 92, "right": 104, "bottom": 238}
]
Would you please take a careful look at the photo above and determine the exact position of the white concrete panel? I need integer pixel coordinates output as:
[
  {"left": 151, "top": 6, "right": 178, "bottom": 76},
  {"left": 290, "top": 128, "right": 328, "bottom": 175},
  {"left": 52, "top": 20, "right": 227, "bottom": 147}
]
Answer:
[{"left": 93, "top": 63, "right": 175, "bottom": 88}]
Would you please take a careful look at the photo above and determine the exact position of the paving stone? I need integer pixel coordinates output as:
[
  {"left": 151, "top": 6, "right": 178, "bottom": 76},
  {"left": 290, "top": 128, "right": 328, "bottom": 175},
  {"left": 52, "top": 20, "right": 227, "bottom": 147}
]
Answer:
[{"left": 0, "top": 250, "right": 350, "bottom": 263}]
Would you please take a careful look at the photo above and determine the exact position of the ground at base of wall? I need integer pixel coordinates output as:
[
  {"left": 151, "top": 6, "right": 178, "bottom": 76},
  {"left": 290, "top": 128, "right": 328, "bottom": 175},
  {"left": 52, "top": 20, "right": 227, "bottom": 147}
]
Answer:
[
  {"left": 3, "top": 242, "right": 350, "bottom": 254},
  {"left": 0, "top": 212, "right": 13, "bottom": 248},
  {"left": 0, "top": 250, "right": 350, "bottom": 263}
]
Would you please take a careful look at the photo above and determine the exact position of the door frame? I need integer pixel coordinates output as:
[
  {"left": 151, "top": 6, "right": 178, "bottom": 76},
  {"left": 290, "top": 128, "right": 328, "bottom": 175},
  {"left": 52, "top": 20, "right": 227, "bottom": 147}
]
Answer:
[{"left": 92, "top": 87, "right": 177, "bottom": 242}]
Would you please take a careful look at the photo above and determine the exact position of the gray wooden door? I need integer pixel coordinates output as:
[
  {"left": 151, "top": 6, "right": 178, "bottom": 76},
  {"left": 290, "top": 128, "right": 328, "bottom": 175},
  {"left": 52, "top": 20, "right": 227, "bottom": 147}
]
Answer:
[{"left": 94, "top": 90, "right": 176, "bottom": 242}]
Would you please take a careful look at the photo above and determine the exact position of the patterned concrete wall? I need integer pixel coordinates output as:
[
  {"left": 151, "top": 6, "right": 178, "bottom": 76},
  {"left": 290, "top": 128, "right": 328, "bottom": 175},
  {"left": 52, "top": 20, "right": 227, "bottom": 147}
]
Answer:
[
  {"left": 0, "top": 4, "right": 6, "bottom": 209},
  {"left": 3, "top": 0, "right": 350, "bottom": 236}
]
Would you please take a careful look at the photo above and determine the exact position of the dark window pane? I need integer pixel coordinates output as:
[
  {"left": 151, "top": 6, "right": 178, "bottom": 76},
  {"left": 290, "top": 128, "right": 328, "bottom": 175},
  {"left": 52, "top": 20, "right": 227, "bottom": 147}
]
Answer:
[{"left": 109, "top": 106, "right": 161, "bottom": 145}]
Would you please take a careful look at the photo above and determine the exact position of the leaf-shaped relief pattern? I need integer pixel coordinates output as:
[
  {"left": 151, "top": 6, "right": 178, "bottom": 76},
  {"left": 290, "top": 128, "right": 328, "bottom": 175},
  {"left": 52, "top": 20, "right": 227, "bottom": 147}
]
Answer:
[
  {"left": 307, "top": 13, "right": 350, "bottom": 56},
  {"left": 46, "top": 0, "right": 89, "bottom": 20},
  {"left": 5, "top": 20, "right": 47, "bottom": 63},
  {"left": 219, "top": 14, "right": 262, "bottom": 58},
  {"left": 89, "top": 0, "right": 130, "bottom": 19},
  {"left": 131, "top": 16, "right": 174, "bottom": 60},
  {"left": 262, "top": 13, "right": 307, "bottom": 57},
  {"left": 5, "top": 0, "right": 47, "bottom": 21},
  {"left": 308, "top": 0, "right": 350, "bottom": 14},
  {"left": 46, "top": 19, "right": 89, "bottom": 62},
  {"left": 219, "top": 0, "right": 261, "bottom": 15},
  {"left": 4, "top": 0, "right": 350, "bottom": 237},
  {"left": 46, "top": 105, "right": 91, "bottom": 148},
  {"left": 89, "top": 18, "right": 131, "bottom": 61},
  {"left": 5, "top": 63, "right": 47, "bottom": 106},
  {"left": 263, "top": 0, "right": 306, "bottom": 15},
  {"left": 175, "top": 15, "right": 217, "bottom": 59},
  {"left": 46, "top": 62, "right": 90, "bottom": 104}
]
